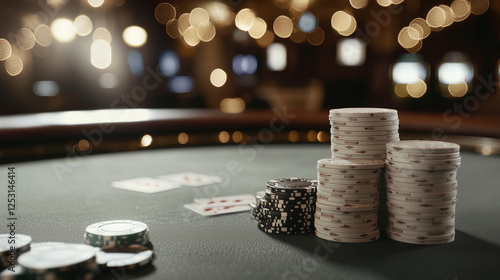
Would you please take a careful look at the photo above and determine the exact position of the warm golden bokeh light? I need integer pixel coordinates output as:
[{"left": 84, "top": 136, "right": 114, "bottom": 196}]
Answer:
[
  {"left": 377, "top": 0, "right": 393, "bottom": 7},
  {"left": 288, "top": 130, "right": 299, "bottom": 142},
  {"left": 398, "top": 27, "right": 420, "bottom": 49},
  {"left": 405, "top": 40, "right": 423, "bottom": 53},
  {"left": 206, "top": 2, "right": 233, "bottom": 27},
  {"left": 123, "top": 26, "right": 148, "bottom": 47},
  {"left": 273, "top": 15, "right": 293, "bottom": 38},
  {"left": 338, "top": 16, "right": 357, "bottom": 36},
  {"left": 291, "top": 0, "right": 309, "bottom": 12},
  {"left": 140, "top": 134, "right": 153, "bottom": 147},
  {"left": 235, "top": 9, "right": 255, "bottom": 31},
  {"left": 189, "top": 7, "right": 210, "bottom": 27},
  {"left": 317, "top": 131, "right": 329, "bottom": 143},
  {"left": 183, "top": 26, "right": 200, "bottom": 46},
  {"left": 448, "top": 81, "right": 469, "bottom": 97},
  {"left": 178, "top": 133, "right": 189, "bottom": 144},
  {"left": 439, "top": 5, "right": 455, "bottom": 27},
  {"left": 331, "top": 11, "right": 352, "bottom": 32},
  {"left": 5, "top": 55, "right": 23, "bottom": 76},
  {"left": 394, "top": 83, "right": 409, "bottom": 98},
  {"left": 0, "top": 39, "right": 12, "bottom": 61},
  {"left": 155, "top": 3, "right": 176, "bottom": 25},
  {"left": 451, "top": 0, "right": 472, "bottom": 22},
  {"left": 78, "top": 139, "right": 90, "bottom": 152},
  {"left": 74, "top": 15, "right": 93, "bottom": 36},
  {"left": 166, "top": 19, "right": 181, "bottom": 39},
  {"left": 307, "top": 27, "right": 325, "bottom": 46},
  {"left": 91, "top": 39, "right": 112, "bottom": 69},
  {"left": 426, "top": 6, "right": 446, "bottom": 28},
  {"left": 51, "top": 18, "right": 76, "bottom": 43},
  {"left": 307, "top": 130, "right": 317, "bottom": 142},
  {"left": 248, "top": 17, "right": 267, "bottom": 39},
  {"left": 34, "top": 25, "right": 53, "bottom": 47},
  {"left": 220, "top": 98, "right": 246, "bottom": 113},
  {"left": 407, "top": 79, "right": 427, "bottom": 98},
  {"left": 197, "top": 22, "right": 216, "bottom": 42},
  {"left": 88, "top": 0, "right": 104, "bottom": 8},
  {"left": 178, "top": 13, "right": 191, "bottom": 35},
  {"left": 290, "top": 29, "right": 307, "bottom": 43},
  {"left": 257, "top": 30, "right": 274, "bottom": 47},
  {"left": 93, "top": 27, "right": 112, "bottom": 43},
  {"left": 210, "top": 68, "right": 227, "bottom": 87},
  {"left": 409, "top": 18, "right": 430, "bottom": 39},
  {"left": 350, "top": 0, "right": 368, "bottom": 9},
  {"left": 232, "top": 131, "right": 243, "bottom": 143},
  {"left": 218, "top": 131, "right": 230, "bottom": 143},
  {"left": 470, "top": 0, "right": 489, "bottom": 15},
  {"left": 17, "top": 28, "right": 36, "bottom": 50}
]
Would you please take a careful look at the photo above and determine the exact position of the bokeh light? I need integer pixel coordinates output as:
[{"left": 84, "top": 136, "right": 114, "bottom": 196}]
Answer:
[
  {"left": 235, "top": 9, "right": 255, "bottom": 31},
  {"left": 219, "top": 131, "right": 230, "bottom": 143},
  {"left": 88, "top": 0, "right": 104, "bottom": 8},
  {"left": 51, "top": 18, "right": 76, "bottom": 43},
  {"left": 248, "top": 17, "right": 267, "bottom": 39},
  {"left": 34, "top": 25, "right": 53, "bottom": 47},
  {"left": 5, "top": 55, "right": 23, "bottom": 76},
  {"left": 93, "top": 27, "right": 112, "bottom": 43},
  {"left": 407, "top": 79, "right": 427, "bottom": 98},
  {"left": 0, "top": 39, "right": 12, "bottom": 61},
  {"left": 91, "top": 39, "right": 112, "bottom": 69},
  {"left": 155, "top": 3, "right": 176, "bottom": 25},
  {"left": 298, "top": 12, "right": 317, "bottom": 33},
  {"left": 17, "top": 28, "right": 36, "bottom": 50},
  {"left": 98, "top": 73, "right": 118, "bottom": 89},
  {"left": 210, "top": 68, "right": 227, "bottom": 87},
  {"left": 166, "top": 19, "right": 181, "bottom": 39},
  {"left": 220, "top": 98, "right": 246, "bottom": 113},
  {"left": 197, "top": 22, "right": 216, "bottom": 42},
  {"left": 33, "top": 81, "right": 60, "bottom": 96},
  {"left": 267, "top": 43, "right": 286, "bottom": 71},
  {"left": 273, "top": 15, "right": 293, "bottom": 38},
  {"left": 307, "top": 27, "right": 324, "bottom": 46},
  {"left": 350, "top": 0, "right": 368, "bottom": 9},
  {"left": 178, "top": 133, "right": 189, "bottom": 145},
  {"left": 448, "top": 81, "right": 469, "bottom": 97},
  {"left": 190, "top": 8, "right": 210, "bottom": 27},
  {"left": 140, "top": 134, "right": 153, "bottom": 147},
  {"left": 183, "top": 26, "right": 200, "bottom": 46},
  {"left": 74, "top": 15, "right": 93, "bottom": 36},
  {"left": 123, "top": 26, "right": 147, "bottom": 47}
]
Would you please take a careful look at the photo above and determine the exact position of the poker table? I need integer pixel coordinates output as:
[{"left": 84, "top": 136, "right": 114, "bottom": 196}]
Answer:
[{"left": 2, "top": 143, "right": 500, "bottom": 280}]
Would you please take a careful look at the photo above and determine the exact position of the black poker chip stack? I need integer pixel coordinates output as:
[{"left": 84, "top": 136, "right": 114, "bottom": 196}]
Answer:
[{"left": 250, "top": 178, "right": 317, "bottom": 235}]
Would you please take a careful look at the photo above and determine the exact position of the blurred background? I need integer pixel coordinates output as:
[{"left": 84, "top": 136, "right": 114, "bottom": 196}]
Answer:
[
  {"left": 1, "top": 0, "right": 499, "bottom": 115},
  {"left": 0, "top": 0, "right": 499, "bottom": 162}
]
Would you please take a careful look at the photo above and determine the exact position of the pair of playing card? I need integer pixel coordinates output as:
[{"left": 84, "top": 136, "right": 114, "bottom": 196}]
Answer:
[
  {"left": 111, "top": 172, "right": 222, "bottom": 194},
  {"left": 184, "top": 194, "right": 254, "bottom": 216}
]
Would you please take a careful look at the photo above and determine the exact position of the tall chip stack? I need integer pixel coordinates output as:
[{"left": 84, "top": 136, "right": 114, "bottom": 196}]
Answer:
[
  {"left": 315, "top": 158, "right": 384, "bottom": 242},
  {"left": 251, "top": 178, "right": 317, "bottom": 235},
  {"left": 384, "top": 140, "right": 460, "bottom": 245},
  {"left": 314, "top": 108, "right": 400, "bottom": 242}
]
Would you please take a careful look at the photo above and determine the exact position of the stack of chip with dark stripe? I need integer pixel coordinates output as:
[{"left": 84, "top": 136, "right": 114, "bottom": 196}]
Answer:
[{"left": 250, "top": 178, "right": 317, "bottom": 235}]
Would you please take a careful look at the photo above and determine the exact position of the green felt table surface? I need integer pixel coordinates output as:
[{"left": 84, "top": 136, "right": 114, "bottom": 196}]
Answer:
[{"left": 1, "top": 143, "right": 500, "bottom": 280}]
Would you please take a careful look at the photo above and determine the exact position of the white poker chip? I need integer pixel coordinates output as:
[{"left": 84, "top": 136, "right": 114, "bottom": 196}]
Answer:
[
  {"left": 332, "top": 152, "right": 386, "bottom": 159},
  {"left": 329, "top": 115, "right": 399, "bottom": 122},
  {"left": 332, "top": 139, "right": 392, "bottom": 146},
  {"left": 316, "top": 230, "right": 380, "bottom": 243},
  {"left": 0, "top": 234, "right": 32, "bottom": 253},
  {"left": 388, "top": 212, "right": 455, "bottom": 222},
  {"left": 387, "top": 150, "right": 460, "bottom": 160},
  {"left": 385, "top": 160, "right": 460, "bottom": 171},
  {"left": 96, "top": 247, "right": 153, "bottom": 269},
  {"left": 386, "top": 140, "right": 460, "bottom": 154},
  {"left": 18, "top": 242, "right": 97, "bottom": 271},
  {"left": 317, "top": 158, "right": 385, "bottom": 169},
  {"left": 331, "top": 129, "right": 399, "bottom": 136},
  {"left": 331, "top": 124, "right": 399, "bottom": 132},
  {"left": 332, "top": 143, "right": 388, "bottom": 150},
  {"left": 387, "top": 156, "right": 462, "bottom": 165},
  {"left": 388, "top": 217, "right": 455, "bottom": 227},
  {"left": 86, "top": 220, "right": 148, "bottom": 237},
  {"left": 333, "top": 147, "right": 387, "bottom": 154},
  {"left": 387, "top": 231, "right": 455, "bottom": 245},
  {"left": 334, "top": 134, "right": 400, "bottom": 141},
  {"left": 330, "top": 119, "right": 399, "bottom": 127},
  {"left": 317, "top": 189, "right": 379, "bottom": 198},
  {"left": 329, "top": 108, "right": 398, "bottom": 117},
  {"left": 317, "top": 171, "right": 381, "bottom": 180}
]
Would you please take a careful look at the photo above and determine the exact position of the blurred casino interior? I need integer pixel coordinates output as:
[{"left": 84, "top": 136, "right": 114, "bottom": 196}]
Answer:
[{"left": 0, "top": 0, "right": 499, "bottom": 162}]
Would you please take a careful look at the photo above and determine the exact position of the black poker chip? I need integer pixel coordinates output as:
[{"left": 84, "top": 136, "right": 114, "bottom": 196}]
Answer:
[
  {"left": 266, "top": 178, "right": 317, "bottom": 196},
  {"left": 257, "top": 224, "right": 314, "bottom": 235},
  {"left": 264, "top": 190, "right": 316, "bottom": 203},
  {"left": 258, "top": 218, "right": 313, "bottom": 228}
]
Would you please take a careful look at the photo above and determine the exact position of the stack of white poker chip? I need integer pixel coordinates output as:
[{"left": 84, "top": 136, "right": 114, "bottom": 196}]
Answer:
[
  {"left": 315, "top": 158, "right": 385, "bottom": 243},
  {"left": 329, "top": 108, "right": 400, "bottom": 160},
  {"left": 385, "top": 140, "right": 460, "bottom": 245},
  {"left": 329, "top": 108, "right": 400, "bottom": 231}
]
